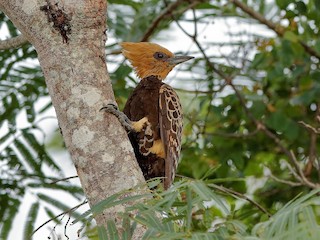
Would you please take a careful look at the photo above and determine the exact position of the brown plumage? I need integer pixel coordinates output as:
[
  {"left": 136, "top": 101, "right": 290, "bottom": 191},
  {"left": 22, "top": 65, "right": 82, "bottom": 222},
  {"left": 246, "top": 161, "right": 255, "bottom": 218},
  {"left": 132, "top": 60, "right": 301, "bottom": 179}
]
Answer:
[{"left": 112, "top": 42, "right": 193, "bottom": 189}]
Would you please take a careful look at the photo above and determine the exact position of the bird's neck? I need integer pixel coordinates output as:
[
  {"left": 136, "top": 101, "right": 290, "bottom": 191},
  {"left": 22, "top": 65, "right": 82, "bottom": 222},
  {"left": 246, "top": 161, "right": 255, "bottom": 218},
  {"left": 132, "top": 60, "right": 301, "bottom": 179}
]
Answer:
[
  {"left": 141, "top": 75, "right": 164, "bottom": 82},
  {"left": 136, "top": 75, "right": 164, "bottom": 89}
]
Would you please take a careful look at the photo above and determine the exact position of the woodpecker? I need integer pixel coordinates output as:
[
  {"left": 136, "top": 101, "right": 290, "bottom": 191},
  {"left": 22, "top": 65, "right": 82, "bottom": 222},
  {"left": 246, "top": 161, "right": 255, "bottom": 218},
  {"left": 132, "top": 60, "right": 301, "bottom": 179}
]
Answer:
[{"left": 102, "top": 42, "right": 193, "bottom": 189}]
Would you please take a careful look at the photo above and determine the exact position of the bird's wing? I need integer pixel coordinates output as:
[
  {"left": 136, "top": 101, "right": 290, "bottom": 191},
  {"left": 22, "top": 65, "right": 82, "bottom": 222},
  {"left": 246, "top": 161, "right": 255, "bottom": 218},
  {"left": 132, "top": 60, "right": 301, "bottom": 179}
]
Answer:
[{"left": 159, "top": 84, "right": 183, "bottom": 189}]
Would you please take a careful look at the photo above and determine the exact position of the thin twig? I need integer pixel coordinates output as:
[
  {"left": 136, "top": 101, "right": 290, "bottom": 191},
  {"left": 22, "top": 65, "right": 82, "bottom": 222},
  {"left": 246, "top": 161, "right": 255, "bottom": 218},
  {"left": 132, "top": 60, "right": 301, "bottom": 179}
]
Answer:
[
  {"left": 64, "top": 214, "right": 71, "bottom": 240},
  {"left": 304, "top": 132, "right": 317, "bottom": 177},
  {"left": 141, "top": 0, "right": 185, "bottom": 42},
  {"left": 290, "top": 150, "right": 319, "bottom": 188},
  {"left": 208, "top": 128, "right": 259, "bottom": 138},
  {"left": 50, "top": 175, "right": 78, "bottom": 185},
  {"left": 210, "top": 184, "right": 272, "bottom": 217},
  {"left": 268, "top": 172, "right": 303, "bottom": 187},
  {"left": 230, "top": 0, "right": 320, "bottom": 60},
  {"left": 174, "top": 17, "right": 229, "bottom": 80},
  {"left": 141, "top": 0, "right": 206, "bottom": 42},
  {"left": 32, "top": 200, "right": 88, "bottom": 236},
  {"left": 175, "top": 175, "right": 271, "bottom": 217},
  {"left": 106, "top": 0, "right": 205, "bottom": 56},
  {"left": 230, "top": 0, "right": 282, "bottom": 35},
  {"left": 175, "top": 87, "right": 222, "bottom": 94},
  {"left": 285, "top": 160, "right": 303, "bottom": 182},
  {"left": 189, "top": 7, "right": 217, "bottom": 137},
  {"left": 316, "top": 105, "right": 320, "bottom": 180},
  {"left": 261, "top": 127, "right": 318, "bottom": 189},
  {"left": 173, "top": 5, "right": 319, "bottom": 189},
  {"left": 298, "top": 121, "right": 320, "bottom": 134},
  {"left": 0, "top": 34, "right": 28, "bottom": 50}
]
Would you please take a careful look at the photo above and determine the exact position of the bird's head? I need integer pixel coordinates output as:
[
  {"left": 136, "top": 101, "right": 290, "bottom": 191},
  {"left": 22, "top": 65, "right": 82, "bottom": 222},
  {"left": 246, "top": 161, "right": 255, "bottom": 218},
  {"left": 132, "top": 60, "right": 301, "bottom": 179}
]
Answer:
[{"left": 120, "top": 42, "right": 194, "bottom": 80}]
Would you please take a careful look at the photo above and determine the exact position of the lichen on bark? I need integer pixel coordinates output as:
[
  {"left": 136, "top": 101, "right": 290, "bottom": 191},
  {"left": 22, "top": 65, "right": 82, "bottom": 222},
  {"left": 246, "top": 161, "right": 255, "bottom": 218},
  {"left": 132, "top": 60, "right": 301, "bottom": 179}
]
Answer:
[{"left": 0, "top": 0, "right": 147, "bottom": 238}]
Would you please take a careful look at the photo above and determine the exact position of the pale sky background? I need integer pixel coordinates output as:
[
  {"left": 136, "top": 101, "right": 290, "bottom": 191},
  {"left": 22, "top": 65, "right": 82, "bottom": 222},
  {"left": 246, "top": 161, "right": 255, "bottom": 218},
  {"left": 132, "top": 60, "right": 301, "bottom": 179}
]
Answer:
[{"left": 0, "top": 5, "right": 275, "bottom": 240}]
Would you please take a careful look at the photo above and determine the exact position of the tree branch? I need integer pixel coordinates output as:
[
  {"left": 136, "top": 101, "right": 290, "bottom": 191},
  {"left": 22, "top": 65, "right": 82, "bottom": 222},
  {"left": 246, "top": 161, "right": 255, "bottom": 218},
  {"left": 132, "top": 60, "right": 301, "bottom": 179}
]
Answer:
[
  {"left": 210, "top": 184, "right": 272, "bottom": 217},
  {"left": 0, "top": 34, "right": 28, "bottom": 50},
  {"left": 50, "top": 175, "right": 78, "bottom": 185},
  {"left": 141, "top": 0, "right": 206, "bottom": 42},
  {"left": 268, "top": 172, "right": 303, "bottom": 187},
  {"left": 298, "top": 118, "right": 320, "bottom": 179},
  {"left": 173, "top": 6, "right": 320, "bottom": 189},
  {"left": 298, "top": 121, "right": 320, "bottom": 134},
  {"left": 106, "top": 0, "right": 206, "bottom": 56},
  {"left": 230, "top": 0, "right": 320, "bottom": 60},
  {"left": 208, "top": 128, "right": 259, "bottom": 138},
  {"left": 32, "top": 200, "right": 88, "bottom": 236},
  {"left": 141, "top": 0, "right": 185, "bottom": 42},
  {"left": 0, "top": 1, "right": 147, "bottom": 238}
]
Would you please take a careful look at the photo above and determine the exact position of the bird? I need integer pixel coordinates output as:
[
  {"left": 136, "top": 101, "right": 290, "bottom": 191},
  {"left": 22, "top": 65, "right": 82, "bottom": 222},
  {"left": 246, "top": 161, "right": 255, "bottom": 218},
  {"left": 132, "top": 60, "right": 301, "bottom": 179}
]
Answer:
[{"left": 101, "top": 42, "right": 193, "bottom": 189}]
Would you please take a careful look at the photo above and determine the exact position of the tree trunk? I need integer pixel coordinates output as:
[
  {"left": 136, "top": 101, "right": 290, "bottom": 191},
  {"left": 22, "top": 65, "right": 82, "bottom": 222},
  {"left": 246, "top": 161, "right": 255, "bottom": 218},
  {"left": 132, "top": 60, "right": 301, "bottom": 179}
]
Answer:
[{"left": 0, "top": 0, "right": 146, "bottom": 238}]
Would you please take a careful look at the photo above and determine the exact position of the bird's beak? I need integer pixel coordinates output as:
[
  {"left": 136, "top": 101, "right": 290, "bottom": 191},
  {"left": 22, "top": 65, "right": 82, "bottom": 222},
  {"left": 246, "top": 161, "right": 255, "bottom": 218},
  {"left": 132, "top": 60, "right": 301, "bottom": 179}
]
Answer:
[{"left": 168, "top": 55, "right": 194, "bottom": 65}]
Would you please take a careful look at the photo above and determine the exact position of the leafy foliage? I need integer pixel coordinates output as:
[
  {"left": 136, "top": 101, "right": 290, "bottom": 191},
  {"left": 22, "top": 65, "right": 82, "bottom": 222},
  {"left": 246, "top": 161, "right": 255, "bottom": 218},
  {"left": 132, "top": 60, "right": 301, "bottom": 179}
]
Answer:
[
  {"left": 1, "top": 0, "right": 320, "bottom": 239},
  {"left": 78, "top": 180, "right": 320, "bottom": 240}
]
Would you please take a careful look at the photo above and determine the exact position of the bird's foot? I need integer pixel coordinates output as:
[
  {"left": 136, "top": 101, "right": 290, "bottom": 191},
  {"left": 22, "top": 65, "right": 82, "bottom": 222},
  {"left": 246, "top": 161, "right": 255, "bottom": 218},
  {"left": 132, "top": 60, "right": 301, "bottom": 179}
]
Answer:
[{"left": 100, "top": 103, "right": 133, "bottom": 132}]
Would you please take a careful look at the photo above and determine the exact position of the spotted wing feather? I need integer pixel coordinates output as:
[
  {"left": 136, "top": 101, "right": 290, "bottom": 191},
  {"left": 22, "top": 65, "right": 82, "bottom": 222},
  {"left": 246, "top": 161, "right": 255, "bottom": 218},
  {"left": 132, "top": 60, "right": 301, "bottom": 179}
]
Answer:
[{"left": 159, "top": 84, "right": 183, "bottom": 189}]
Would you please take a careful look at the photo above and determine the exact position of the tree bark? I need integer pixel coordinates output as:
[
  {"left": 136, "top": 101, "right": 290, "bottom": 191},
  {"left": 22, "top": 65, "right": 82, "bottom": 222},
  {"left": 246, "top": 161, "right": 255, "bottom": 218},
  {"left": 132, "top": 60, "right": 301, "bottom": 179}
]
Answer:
[{"left": 0, "top": 0, "right": 146, "bottom": 238}]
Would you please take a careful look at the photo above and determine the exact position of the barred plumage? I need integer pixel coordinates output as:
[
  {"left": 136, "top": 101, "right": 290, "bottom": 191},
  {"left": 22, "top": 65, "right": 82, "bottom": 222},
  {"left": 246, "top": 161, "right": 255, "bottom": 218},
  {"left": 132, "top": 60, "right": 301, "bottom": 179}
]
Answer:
[
  {"left": 103, "top": 42, "right": 193, "bottom": 189},
  {"left": 159, "top": 84, "right": 183, "bottom": 189}
]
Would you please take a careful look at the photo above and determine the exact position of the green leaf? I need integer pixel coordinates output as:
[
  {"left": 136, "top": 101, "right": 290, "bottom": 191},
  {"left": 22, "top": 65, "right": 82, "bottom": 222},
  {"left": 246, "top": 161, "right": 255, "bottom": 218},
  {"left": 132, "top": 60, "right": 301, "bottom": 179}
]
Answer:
[
  {"left": 253, "top": 189, "right": 320, "bottom": 239},
  {"left": 290, "top": 85, "right": 320, "bottom": 105},
  {"left": 142, "top": 229, "right": 157, "bottom": 239},
  {"left": 186, "top": 187, "right": 192, "bottom": 230},
  {"left": 251, "top": 100, "right": 266, "bottom": 118},
  {"left": 38, "top": 101, "right": 52, "bottom": 113},
  {"left": 90, "top": 193, "right": 120, "bottom": 215},
  {"left": 0, "top": 130, "right": 14, "bottom": 146},
  {"left": 107, "top": 220, "right": 120, "bottom": 240},
  {"left": 21, "top": 130, "right": 60, "bottom": 171},
  {"left": 74, "top": 193, "right": 122, "bottom": 224},
  {"left": 72, "top": 208, "right": 92, "bottom": 225},
  {"left": 275, "top": 0, "right": 291, "bottom": 9},
  {"left": 113, "top": 64, "right": 132, "bottom": 80},
  {"left": 201, "top": 165, "right": 221, "bottom": 180},
  {"left": 14, "top": 138, "right": 41, "bottom": 174},
  {"left": 265, "top": 111, "right": 288, "bottom": 132},
  {"left": 42, "top": 153, "right": 61, "bottom": 171},
  {"left": 4, "top": 146, "right": 23, "bottom": 169},
  {"left": 295, "top": 1, "right": 307, "bottom": 14},
  {"left": 135, "top": 211, "right": 163, "bottom": 230},
  {"left": 44, "top": 207, "right": 60, "bottom": 224},
  {"left": 37, "top": 193, "right": 82, "bottom": 219},
  {"left": 314, "top": 0, "right": 320, "bottom": 10},
  {"left": 283, "top": 31, "right": 299, "bottom": 43},
  {"left": 92, "top": 193, "right": 151, "bottom": 216},
  {"left": 28, "top": 182, "right": 83, "bottom": 199},
  {"left": 97, "top": 225, "right": 109, "bottom": 240},
  {"left": 283, "top": 120, "right": 300, "bottom": 141},
  {"left": 0, "top": 198, "right": 21, "bottom": 240},
  {"left": 195, "top": 3, "right": 219, "bottom": 10},
  {"left": 190, "top": 181, "right": 229, "bottom": 215},
  {"left": 25, "top": 102, "right": 36, "bottom": 123},
  {"left": 2, "top": 93, "right": 20, "bottom": 129},
  {"left": 122, "top": 215, "right": 134, "bottom": 240},
  {"left": 146, "top": 178, "right": 162, "bottom": 189},
  {"left": 250, "top": 52, "right": 269, "bottom": 69},
  {"left": 23, "top": 202, "right": 39, "bottom": 239}
]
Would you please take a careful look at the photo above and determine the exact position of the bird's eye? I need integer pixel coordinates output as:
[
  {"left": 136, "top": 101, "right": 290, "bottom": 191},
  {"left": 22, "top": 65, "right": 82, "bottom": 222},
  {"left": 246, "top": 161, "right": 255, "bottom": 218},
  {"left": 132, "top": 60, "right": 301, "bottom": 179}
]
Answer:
[
  {"left": 157, "top": 53, "right": 164, "bottom": 58},
  {"left": 154, "top": 52, "right": 165, "bottom": 60}
]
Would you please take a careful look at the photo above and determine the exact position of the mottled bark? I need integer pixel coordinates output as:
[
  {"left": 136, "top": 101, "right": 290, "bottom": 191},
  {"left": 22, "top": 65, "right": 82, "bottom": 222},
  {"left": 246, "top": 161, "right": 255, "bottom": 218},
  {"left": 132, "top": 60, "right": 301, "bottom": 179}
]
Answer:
[{"left": 0, "top": 0, "right": 146, "bottom": 238}]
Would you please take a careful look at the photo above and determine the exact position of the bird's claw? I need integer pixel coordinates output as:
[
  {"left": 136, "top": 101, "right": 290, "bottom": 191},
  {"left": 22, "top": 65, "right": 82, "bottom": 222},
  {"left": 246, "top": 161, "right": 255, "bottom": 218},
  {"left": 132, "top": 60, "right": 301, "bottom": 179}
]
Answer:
[
  {"left": 101, "top": 103, "right": 133, "bottom": 132},
  {"left": 100, "top": 103, "right": 119, "bottom": 112}
]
